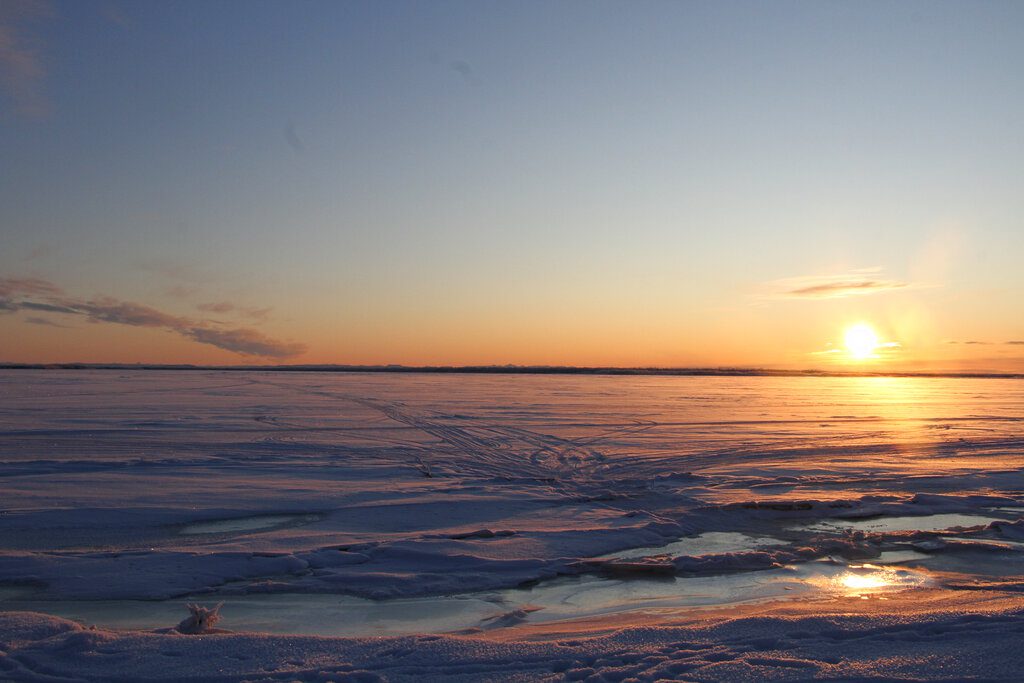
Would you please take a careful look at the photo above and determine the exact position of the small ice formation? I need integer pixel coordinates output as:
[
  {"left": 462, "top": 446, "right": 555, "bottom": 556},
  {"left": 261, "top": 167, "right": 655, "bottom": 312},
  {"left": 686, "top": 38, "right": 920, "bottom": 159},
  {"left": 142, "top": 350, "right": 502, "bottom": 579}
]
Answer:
[{"left": 174, "top": 603, "right": 223, "bottom": 634}]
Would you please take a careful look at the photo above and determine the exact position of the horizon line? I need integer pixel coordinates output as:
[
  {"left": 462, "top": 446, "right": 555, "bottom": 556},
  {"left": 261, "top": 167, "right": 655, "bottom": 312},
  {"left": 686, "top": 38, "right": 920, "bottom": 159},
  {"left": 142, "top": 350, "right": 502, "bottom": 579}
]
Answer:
[{"left": 1, "top": 363, "right": 1022, "bottom": 380}]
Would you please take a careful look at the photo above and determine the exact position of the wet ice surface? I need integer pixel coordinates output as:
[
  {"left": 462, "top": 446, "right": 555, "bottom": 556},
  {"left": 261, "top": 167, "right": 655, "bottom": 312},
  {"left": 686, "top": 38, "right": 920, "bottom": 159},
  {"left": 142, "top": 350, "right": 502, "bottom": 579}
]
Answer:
[
  {"left": 0, "top": 370, "right": 1022, "bottom": 636},
  {"left": 798, "top": 513, "right": 1005, "bottom": 533},
  {"left": 0, "top": 560, "right": 930, "bottom": 636},
  {"left": 180, "top": 514, "right": 322, "bottom": 535},
  {"left": 592, "top": 531, "right": 783, "bottom": 560}
]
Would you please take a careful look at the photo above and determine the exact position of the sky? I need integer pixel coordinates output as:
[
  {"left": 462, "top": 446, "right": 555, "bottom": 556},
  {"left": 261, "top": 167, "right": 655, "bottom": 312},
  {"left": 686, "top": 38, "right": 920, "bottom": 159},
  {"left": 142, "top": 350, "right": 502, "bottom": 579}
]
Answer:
[{"left": 1, "top": 0, "right": 1023, "bottom": 370}]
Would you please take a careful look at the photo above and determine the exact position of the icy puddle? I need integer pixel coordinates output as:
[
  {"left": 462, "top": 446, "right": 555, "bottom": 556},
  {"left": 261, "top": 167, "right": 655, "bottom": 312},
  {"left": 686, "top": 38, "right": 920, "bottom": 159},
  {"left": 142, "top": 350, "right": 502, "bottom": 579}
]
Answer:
[
  {"left": 798, "top": 513, "right": 1002, "bottom": 534},
  {"left": 179, "top": 514, "right": 321, "bottom": 535},
  {"left": 0, "top": 560, "right": 929, "bottom": 636},
  {"left": 871, "top": 549, "right": 931, "bottom": 564},
  {"left": 594, "top": 532, "right": 782, "bottom": 560}
]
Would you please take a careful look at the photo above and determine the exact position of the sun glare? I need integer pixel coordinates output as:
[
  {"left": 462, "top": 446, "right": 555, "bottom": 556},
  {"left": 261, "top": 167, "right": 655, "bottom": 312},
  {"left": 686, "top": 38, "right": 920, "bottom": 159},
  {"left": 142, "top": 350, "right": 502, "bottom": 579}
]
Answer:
[
  {"left": 844, "top": 323, "right": 879, "bottom": 360},
  {"left": 840, "top": 572, "right": 890, "bottom": 591},
  {"left": 827, "top": 564, "right": 929, "bottom": 597}
]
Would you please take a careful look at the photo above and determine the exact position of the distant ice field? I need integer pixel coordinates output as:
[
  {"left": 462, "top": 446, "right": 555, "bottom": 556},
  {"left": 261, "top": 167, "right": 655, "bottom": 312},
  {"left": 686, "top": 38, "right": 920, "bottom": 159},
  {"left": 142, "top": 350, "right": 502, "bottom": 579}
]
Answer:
[{"left": 1, "top": 370, "right": 1022, "bottom": 635}]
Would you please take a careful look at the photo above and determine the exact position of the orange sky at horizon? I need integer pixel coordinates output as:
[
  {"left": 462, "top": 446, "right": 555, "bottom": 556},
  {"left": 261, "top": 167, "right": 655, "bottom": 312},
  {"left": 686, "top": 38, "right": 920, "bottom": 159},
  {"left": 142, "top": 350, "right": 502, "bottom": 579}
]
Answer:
[{"left": 2, "top": 268, "right": 1022, "bottom": 373}]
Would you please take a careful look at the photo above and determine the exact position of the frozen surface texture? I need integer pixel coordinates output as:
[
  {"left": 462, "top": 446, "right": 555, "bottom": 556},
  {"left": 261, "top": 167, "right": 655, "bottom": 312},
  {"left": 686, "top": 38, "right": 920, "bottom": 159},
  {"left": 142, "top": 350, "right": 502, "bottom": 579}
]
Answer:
[{"left": 1, "top": 370, "right": 1023, "bottom": 679}]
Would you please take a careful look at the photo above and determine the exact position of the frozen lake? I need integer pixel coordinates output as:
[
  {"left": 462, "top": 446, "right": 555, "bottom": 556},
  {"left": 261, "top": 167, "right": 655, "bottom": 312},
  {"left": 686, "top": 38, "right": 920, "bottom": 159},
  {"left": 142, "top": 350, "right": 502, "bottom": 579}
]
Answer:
[{"left": 1, "top": 370, "right": 1022, "bottom": 636}]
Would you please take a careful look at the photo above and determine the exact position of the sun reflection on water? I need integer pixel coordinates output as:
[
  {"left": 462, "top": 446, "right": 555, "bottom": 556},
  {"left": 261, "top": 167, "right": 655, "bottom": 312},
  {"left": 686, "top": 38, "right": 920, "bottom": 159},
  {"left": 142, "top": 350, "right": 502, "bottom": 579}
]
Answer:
[
  {"left": 825, "top": 564, "right": 928, "bottom": 598},
  {"left": 840, "top": 572, "right": 890, "bottom": 591}
]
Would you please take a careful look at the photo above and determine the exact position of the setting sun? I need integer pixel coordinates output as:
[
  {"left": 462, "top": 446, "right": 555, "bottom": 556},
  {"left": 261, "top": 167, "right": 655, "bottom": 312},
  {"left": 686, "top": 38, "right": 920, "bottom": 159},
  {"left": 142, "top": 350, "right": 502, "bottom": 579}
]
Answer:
[{"left": 844, "top": 323, "right": 879, "bottom": 360}]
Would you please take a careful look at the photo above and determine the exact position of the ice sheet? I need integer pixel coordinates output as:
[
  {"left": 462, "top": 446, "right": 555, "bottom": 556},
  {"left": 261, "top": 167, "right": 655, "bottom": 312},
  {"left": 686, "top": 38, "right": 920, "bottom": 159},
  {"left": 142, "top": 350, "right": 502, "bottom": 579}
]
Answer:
[{"left": 0, "top": 370, "right": 1022, "bottom": 677}]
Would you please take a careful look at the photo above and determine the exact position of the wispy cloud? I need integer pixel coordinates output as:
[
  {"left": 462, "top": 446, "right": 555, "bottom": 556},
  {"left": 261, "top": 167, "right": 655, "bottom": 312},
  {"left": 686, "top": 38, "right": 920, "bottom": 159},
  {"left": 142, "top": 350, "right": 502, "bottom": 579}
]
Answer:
[
  {"left": 949, "top": 339, "right": 1024, "bottom": 347},
  {"left": 18, "top": 300, "right": 80, "bottom": 314},
  {"left": 186, "top": 327, "right": 305, "bottom": 358},
  {"left": 196, "top": 302, "right": 271, "bottom": 320},
  {"left": 0, "top": 276, "right": 306, "bottom": 359},
  {"left": 78, "top": 299, "right": 185, "bottom": 328},
  {"left": 760, "top": 268, "right": 924, "bottom": 300},
  {"left": 0, "top": 0, "right": 53, "bottom": 117}
]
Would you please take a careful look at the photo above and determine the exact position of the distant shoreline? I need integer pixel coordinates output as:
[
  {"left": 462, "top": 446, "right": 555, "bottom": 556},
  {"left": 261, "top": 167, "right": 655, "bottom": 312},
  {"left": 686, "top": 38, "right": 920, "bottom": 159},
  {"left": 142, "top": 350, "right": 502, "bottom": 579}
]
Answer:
[{"left": 0, "top": 363, "right": 1021, "bottom": 380}]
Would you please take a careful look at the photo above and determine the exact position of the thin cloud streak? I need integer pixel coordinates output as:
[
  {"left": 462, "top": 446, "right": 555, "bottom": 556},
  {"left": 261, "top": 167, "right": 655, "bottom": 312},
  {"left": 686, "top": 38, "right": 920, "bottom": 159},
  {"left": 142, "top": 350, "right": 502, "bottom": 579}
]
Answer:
[
  {"left": 78, "top": 299, "right": 185, "bottom": 328},
  {"left": 760, "top": 268, "right": 925, "bottom": 300},
  {"left": 788, "top": 279, "right": 907, "bottom": 298},
  {"left": 0, "top": 276, "right": 306, "bottom": 359},
  {"left": 197, "top": 302, "right": 271, "bottom": 320},
  {"left": 186, "top": 327, "right": 305, "bottom": 358},
  {"left": 949, "top": 339, "right": 1024, "bottom": 346},
  {"left": 18, "top": 300, "right": 80, "bottom": 314}
]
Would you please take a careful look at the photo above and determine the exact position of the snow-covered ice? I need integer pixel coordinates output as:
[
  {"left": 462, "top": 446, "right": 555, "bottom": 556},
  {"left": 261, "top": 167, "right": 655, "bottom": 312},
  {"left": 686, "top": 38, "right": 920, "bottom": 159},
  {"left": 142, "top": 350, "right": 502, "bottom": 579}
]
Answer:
[{"left": 1, "top": 370, "right": 1023, "bottom": 679}]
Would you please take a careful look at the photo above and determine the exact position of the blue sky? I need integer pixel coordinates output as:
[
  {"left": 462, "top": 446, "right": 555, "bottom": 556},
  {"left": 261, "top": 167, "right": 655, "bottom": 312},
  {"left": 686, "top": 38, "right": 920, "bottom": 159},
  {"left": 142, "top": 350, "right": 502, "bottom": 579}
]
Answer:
[{"left": 2, "top": 1, "right": 1023, "bottom": 367}]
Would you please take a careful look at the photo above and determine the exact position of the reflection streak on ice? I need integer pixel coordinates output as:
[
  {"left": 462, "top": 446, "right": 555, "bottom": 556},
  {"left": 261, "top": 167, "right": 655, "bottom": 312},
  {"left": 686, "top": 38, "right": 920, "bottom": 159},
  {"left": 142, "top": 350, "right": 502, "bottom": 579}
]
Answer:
[
  {"left": 0, "top": 560, "right": 931, "bottom": 636},
  {"left": 829, "top": 564, "right": 929, "bottom": 596}
]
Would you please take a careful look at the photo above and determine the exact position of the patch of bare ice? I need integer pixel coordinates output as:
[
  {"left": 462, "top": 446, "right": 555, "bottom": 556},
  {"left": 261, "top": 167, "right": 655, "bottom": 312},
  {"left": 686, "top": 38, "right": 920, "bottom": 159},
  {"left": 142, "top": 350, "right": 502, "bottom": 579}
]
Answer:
[
  {"left": 179, "top": 514, "right": 321, "bottom": 535},
  {"left": 593, "top": 532, "right": 783, "bottom": 560},
  {"left": 798, "top": 513, "right": 1002, "bottom": 534}
]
